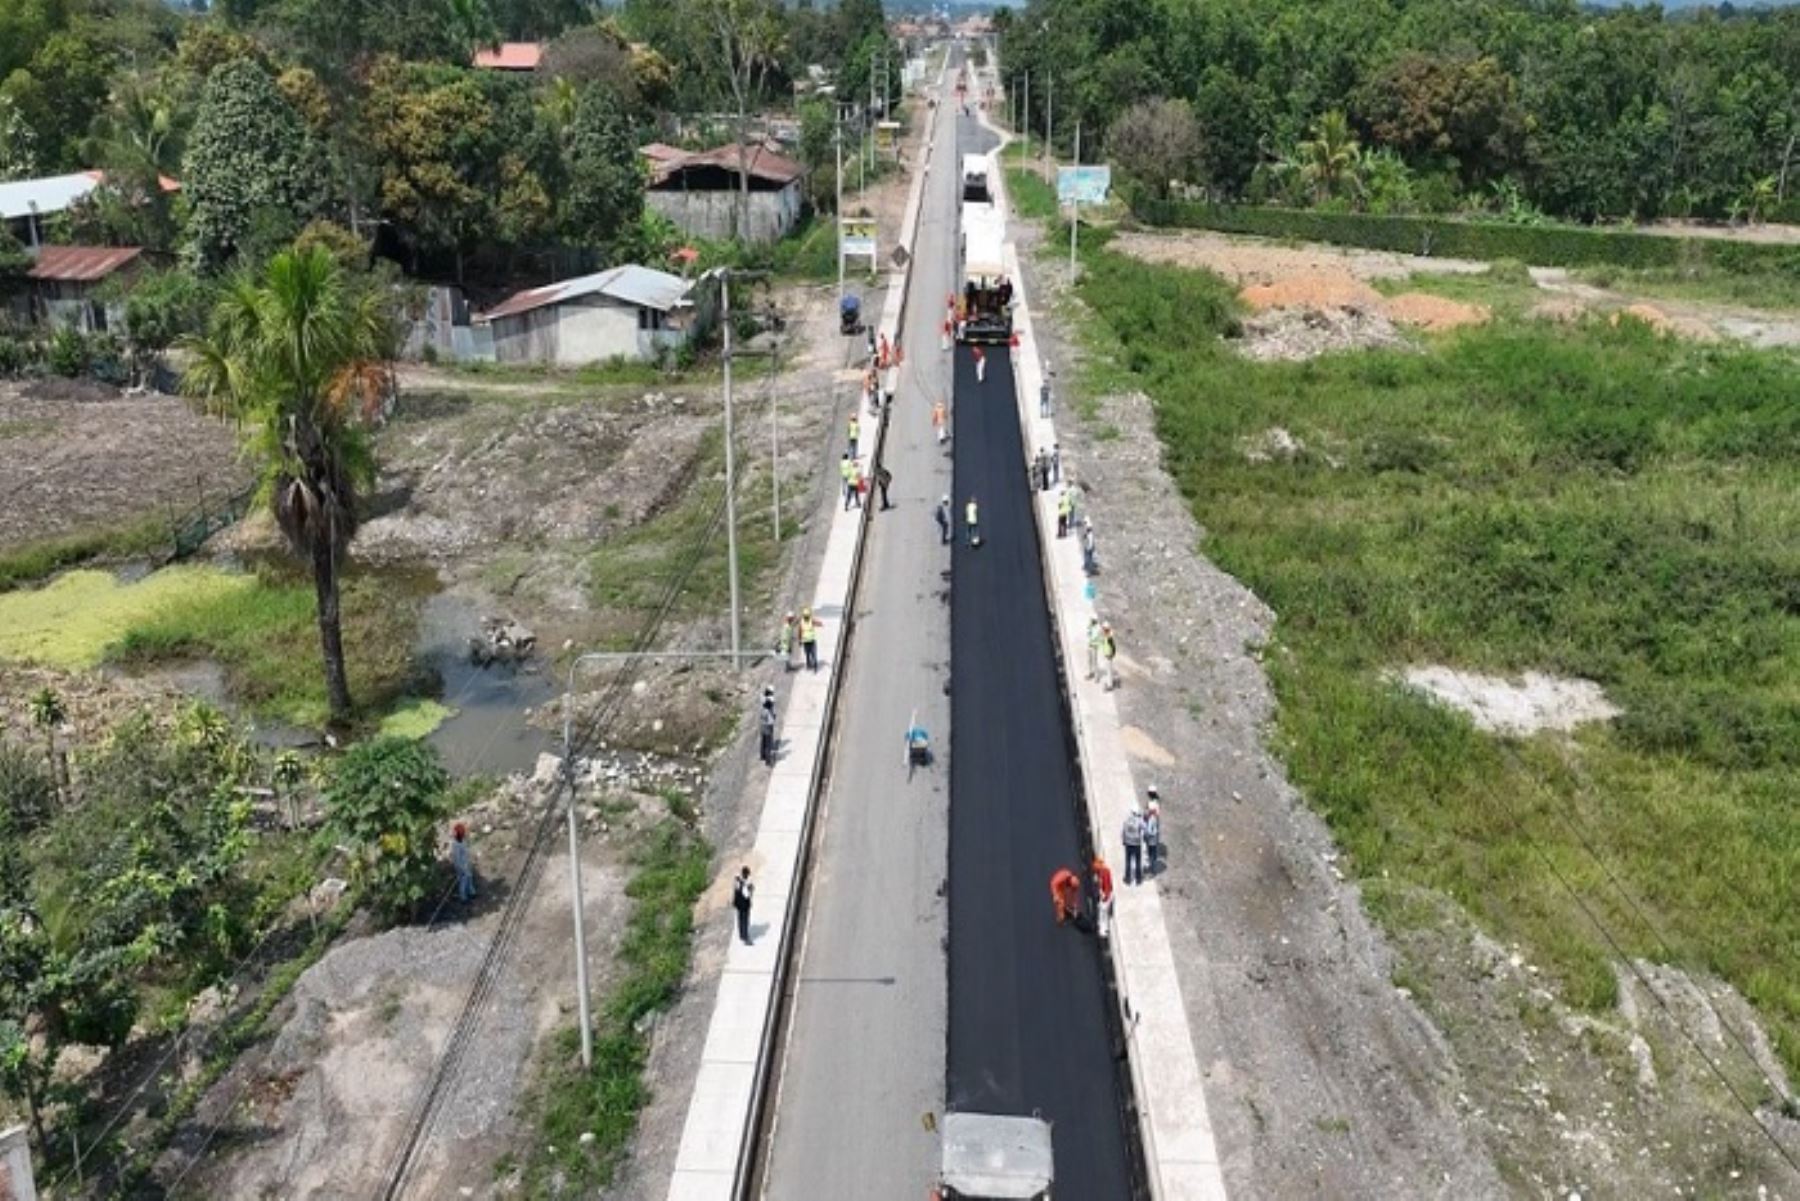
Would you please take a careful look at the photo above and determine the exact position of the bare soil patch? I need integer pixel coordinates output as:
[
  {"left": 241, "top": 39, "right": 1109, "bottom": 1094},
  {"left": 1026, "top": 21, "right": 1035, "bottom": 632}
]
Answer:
[
  {"left": 1399, "top": 665, "right": 1621, "bottom": 736},
  {"left": 1385, "top": 291, "right": 1490, "bottom": 331},
  {"left": 1113, "top": 228, "right": 1489, "bottom": 284},
  {"left": 0, "top": 381, "right": 249, "bottom": 551}
]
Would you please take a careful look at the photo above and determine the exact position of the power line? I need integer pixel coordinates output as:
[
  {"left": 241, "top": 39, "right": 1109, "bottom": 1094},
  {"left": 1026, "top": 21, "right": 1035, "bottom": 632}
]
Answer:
[{"left": 1480, "top": 755, "right": 1800, "bottom": 1180}]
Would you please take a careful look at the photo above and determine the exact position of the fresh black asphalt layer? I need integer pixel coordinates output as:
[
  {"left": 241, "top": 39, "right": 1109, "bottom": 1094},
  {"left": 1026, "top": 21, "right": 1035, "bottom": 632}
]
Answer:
[{"left": 946, "top": 115, "right": 1137, "bottom": 1201}]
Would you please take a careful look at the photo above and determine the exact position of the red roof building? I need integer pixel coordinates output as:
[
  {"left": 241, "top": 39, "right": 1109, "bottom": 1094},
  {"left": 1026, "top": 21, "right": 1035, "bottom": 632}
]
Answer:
[
  {"left": 26, "top": 245, "right": 143, "bottom": 283},
  {"left": 472, "top": 42, "right": 543, "bottom": 71}
]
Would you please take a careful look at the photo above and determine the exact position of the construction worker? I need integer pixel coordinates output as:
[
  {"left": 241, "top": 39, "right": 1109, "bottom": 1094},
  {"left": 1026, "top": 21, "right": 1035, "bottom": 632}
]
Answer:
[
  {"left": 964, "top": 496, "right": 980, "bottom": 547},
  {"left": 1051, "top": 442, "right": 1062, "bottom": 484},
  {"left": 932, "top": 398, "right": 949, "bottom": 445},
  {"left": 840, "top": 453, "right": 860, "bottom": 510},
  {"left": 776, "top": 611, "right": 797, "bottom": 670},
  {"left": 1082, "top": 517, "right": 1098, "bottom": 575},
  {"left": 1100, "top": 623, "right": 1118, "bottom": 690},
  {"left": 971, "top": 344, "right": 986, "bottom": 384},
  {"left": 848, "top": 414, "right": 860, "bottom": 459},
  {"left": 1091, "top": 855, "right": 1115, "bottom": 938},
  {"left": 799, "top": 607, "right": 821, "bottom": 672},
  {"left": 450, "top": 822, "right": 476, "bottom": 902},
  {"left": 1040, "top": 374, "right": 1053, "bottom": 418},
  {"left": 1050, "top": 867, "right": 1082, "bottom": 925},
  {"left": 875, "top": 464, "right": 893, "bottom": 510},
  {"left": 1056, "top": 487, "right": 1073, "bottom": 538},
  {"left": 941, "top": 315, "right": 952, "bottom": 352},
  {"left": 1121, "top": 806, "right": 1145, "bottom": 886},
  {"left": 935, "top": 495, "right": 952, "bottom": 544},
  {"left": 1145, "top": 795, "right": 1163, "bottom": 876},
  {"left": 1086, "top": 617, "right": 1102, "bottom": 680},
  {"left": 879, "top": 331, "right": 892, "bottom": 369},
  {"left": 758, "top": 687, "right": 777, "bottom": 766}
]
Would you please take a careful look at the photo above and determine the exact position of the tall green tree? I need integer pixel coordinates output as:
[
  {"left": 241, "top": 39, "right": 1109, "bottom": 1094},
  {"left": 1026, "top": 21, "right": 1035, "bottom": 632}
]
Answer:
[
  {"left": 687, "top": 0, "right": 784, "bottom": 240},
  {"left": 181, "top": 247, "right": 395, "bottom": 722},
  {"left": 182, "top": 58, "right": 319, "bottom": 267},
  {"left": 561, "top": 82, "right": 643, "bottom": 252}
]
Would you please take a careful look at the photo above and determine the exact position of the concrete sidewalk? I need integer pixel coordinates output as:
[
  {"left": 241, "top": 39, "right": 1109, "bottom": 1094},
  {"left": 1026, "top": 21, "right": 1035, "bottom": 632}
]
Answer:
[
  {"left": 977, "top": 74, "right": 1229, "bottom": 1201},
  {"left": 665, "top": 80, "right": 944, "bottom": 1201}
]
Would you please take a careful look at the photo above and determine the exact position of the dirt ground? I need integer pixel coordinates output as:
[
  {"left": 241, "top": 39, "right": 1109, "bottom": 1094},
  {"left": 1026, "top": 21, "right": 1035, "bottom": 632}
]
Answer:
[
  {"left": 1114, "top": 227, "right": 1800, "bottom": 354},
  {"left": 152, "top": 769, "right": 631, "bottom": 1199},
  {"left": 0, "top": 379, "right": 249, "bottom": 551},
  {"left": 1016, "top": 222, "right": 1800, "bottom": 1195}
]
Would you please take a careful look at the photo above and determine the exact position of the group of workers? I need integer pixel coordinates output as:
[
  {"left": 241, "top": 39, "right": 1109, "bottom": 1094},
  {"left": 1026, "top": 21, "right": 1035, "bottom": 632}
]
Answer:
[
  {"left": 775, "top": 608, "right": 824, "bottom": 673},
  {"left": 1050, "top": 787, "right": 1166, "bottom": 933}
]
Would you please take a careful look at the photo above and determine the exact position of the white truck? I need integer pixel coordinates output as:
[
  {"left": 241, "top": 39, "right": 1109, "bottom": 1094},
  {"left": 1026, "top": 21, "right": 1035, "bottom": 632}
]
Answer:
[
  {"left": 962, "top": 153, "right": 992, "bottom": 203},
  {"left": 958, "top": 202, "right": 1011, "bottom": 344},
  {"left": 934, "top": 1112, "right": 1055, "bottom": 1200}
]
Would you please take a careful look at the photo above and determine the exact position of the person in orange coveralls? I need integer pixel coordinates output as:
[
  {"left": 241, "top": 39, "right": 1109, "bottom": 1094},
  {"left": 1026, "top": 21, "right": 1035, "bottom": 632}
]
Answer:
[{"left": 1050, "top": 867, "right": 1082, "bottom": 925}]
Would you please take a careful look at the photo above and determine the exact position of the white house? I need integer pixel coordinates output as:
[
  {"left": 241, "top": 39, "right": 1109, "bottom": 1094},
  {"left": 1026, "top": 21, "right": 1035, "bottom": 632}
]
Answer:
[{"left": 475, "top": 265, "right": 695, "bottom": 366}]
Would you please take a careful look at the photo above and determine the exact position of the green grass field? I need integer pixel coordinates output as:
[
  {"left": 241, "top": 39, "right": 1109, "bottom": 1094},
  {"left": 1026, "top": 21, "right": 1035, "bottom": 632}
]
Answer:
[{"left": 1075, "top": 243, "right": 1800, "bottom": 1075}]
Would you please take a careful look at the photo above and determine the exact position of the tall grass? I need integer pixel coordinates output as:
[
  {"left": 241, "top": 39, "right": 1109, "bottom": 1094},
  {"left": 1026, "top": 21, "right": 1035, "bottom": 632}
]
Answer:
[
  {"left": 1076, "top": 245, "right": 1800, "bottom": 1074},
  {"left": 111, "top": 567, "right": 424, "bottom": 727},
  {"left": 1005, "top": 167, "right": 1059, "bottom": 222}
]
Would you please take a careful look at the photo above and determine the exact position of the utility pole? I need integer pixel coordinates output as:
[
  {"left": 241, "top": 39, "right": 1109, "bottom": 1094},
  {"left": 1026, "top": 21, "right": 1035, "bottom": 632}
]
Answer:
[
  {"left": 835, "top": 109, "right": 844, "bottom": 303},
  {"left": 1046, "top": 71, "right": 1054, "bottom": 174},
  {"left": 1070, "top": 119, "right": 1081, "bottom": 276},
  {"left": 1023, "top": 70, "right": 1030, "bottom": 160},
  {"left": 770, "top": 313, "right": 781, "bottom": 541},
  {"left": 720, "top": 271, "right": 743, "bottom": 666}
]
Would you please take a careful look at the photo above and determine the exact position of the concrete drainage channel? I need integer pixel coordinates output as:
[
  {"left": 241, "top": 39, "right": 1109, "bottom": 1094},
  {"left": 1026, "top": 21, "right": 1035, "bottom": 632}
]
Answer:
[{"left": 665, "top": 70, "right": 943, "bottom": 1201}]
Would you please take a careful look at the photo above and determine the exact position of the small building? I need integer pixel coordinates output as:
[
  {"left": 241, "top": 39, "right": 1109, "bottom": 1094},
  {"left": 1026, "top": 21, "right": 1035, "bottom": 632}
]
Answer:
[
  {"left": 646, "top": 144, "right": 807, "bottom": 245},
  {"left": 639, "top": 142, "right": 690, "bottom": 173},
  {"left": 23, "top": 245, "right": 144, "bottom": 332},
  {"left": 472, "top": 42, "right": 543, "bottom": 71},
  {"left": 1, "top": 170, "right": 179, "bottom": 251},
  {"left": 475, "top": 264, "right": 694, "bottom": 366}
]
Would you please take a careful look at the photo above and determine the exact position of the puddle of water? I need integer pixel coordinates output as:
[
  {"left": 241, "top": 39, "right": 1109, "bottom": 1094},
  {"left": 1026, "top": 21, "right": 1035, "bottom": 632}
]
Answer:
[{"left": 416, "top": 591, "right": 557, "bottom": 779}]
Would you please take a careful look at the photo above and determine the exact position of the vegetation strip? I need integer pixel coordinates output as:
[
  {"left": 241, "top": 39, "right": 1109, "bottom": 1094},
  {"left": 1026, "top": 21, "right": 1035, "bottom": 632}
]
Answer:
[
  {"left": 521, "top": 814, "right": 709, "bottom": 1193},
  {"left": 1071, "top": 237, "right": 1800, "bottom": 1084}
]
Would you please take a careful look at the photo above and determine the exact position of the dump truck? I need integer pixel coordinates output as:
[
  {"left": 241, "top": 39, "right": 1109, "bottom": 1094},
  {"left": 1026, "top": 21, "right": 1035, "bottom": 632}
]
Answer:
[
  {"left": 962, "top": 153, "right": 992, "bottom": 203},
  {"left": 957, "top": 202, "right": 1012, "bottom": 344},
  {"left": 934, "top": 1112, "right": 1054, "bottom": 1200}
]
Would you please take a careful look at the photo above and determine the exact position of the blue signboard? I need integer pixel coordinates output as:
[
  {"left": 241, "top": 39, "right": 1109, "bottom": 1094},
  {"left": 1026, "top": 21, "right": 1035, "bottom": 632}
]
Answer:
[{"left": 1056, "top": 165, "right": 1112, "bottom": 206}]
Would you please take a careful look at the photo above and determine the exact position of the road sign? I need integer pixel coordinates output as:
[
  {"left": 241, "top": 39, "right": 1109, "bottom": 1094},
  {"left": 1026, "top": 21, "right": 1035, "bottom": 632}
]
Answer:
[{"left": 1056, "top": 165, "right": 1112, "bottom": 206}]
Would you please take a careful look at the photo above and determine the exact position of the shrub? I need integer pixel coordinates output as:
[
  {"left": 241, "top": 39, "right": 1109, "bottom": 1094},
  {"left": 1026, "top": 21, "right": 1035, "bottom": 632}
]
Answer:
[
  {"left": 47, "top": 327, "right": 88, "bottom": 378},
  {"left": 325, "top": 738, "right": 452, "bottom": 921}
]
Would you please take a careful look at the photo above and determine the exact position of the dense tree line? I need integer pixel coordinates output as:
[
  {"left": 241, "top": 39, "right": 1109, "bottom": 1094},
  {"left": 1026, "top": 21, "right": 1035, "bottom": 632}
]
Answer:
[
  {"left": 997, "top": 0, "right": 1800, "bottom": 222},
  {"left": 0, "top": 0, "right": 892, "bottom": 281}
]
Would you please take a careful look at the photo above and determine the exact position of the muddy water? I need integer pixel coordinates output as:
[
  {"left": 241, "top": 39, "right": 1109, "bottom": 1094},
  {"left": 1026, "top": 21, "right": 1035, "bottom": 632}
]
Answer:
[{"left": 416, "top": 591, "right": 555, "bottom": 779}]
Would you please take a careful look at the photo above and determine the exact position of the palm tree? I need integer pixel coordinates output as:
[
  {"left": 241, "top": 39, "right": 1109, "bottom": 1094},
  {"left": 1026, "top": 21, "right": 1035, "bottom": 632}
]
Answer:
[
  {"left": 1296, "top": 110, "right": 1362, "bottom": 205},
  {"left": 1744, "top": 175, "right": 1778, "bottom": 225},
  {"left": 27, "top": 687, "right": 65, "bottom": 802},
  {"left": 181, "top": 247, "right": 395, "bottom": 724}
]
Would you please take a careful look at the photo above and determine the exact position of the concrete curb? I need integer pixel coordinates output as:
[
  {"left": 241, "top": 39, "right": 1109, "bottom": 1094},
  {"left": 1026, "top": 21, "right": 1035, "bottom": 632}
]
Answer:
[
  {"left": 977, "top": 72, "right": 1230, "bottom": 1201},
  {"left": 666, "top": 82, "right": 943, "bottom": 1201}
]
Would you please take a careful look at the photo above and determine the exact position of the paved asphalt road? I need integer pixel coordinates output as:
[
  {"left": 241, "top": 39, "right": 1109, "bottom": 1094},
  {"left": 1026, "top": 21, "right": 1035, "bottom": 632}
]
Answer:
[
  {"left": 945, "top": 116, "right": 1138, "bottom": 1197},
  {"left": 759, "top": 70, "right": 959, "bottom": 1199}
]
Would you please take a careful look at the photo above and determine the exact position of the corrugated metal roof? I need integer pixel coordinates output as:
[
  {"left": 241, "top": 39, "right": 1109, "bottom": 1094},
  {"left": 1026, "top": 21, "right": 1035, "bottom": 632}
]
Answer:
[
  {"left": 476, "top": 265, "right": 692, "bottom": 324},
  {"left": 27, "top": 245, "right": 143, "bottom": 282},
  {"left": 0, "top": 171, "right": 181, "bottom": 221},
  {"left": 472, "top": 42, "right": 543, "bottom": 70},
  {"left": 639, "top": 142, "right": 689, "bottom": 165},
  {"left": 650, "top": 144, "right": 807, "bottom": 187},
  {"left": 0, "top": 172, "right": 103, "bottom": 221}
]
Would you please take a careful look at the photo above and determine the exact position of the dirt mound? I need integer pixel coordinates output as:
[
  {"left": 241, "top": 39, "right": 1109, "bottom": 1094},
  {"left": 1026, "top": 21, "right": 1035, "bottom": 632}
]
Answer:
[
  {"left": 1529, "top": 297, "right": 1588, "bottom": 323},
  {"left": 1239, "top": 272, "right": 1382, "bottom": 312},
  {"left": 1237, "top": 306, "right": 1409, "bottom": 361},
  {"left": 1385, "top": 292, "right": 1490, "bottom": 331}
]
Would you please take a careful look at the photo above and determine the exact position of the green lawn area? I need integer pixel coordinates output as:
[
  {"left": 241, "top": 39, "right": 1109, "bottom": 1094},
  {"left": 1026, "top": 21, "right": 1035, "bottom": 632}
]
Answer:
[
  {"left": 108, "top": 565, "right": 425, "bottom": 727},
  {"left": 1005, "top": 166, "right": 1059, "bottom": 222},
  {"left": 1075, "top": 242, "right": 1800, "bottom": 1076}
]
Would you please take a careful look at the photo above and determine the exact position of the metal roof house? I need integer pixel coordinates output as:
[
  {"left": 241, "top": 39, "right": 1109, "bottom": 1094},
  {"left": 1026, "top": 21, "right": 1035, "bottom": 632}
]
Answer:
[
  {"left": 471, "top": 42, "right": 543, "bottom": 71},
  {"left": 0, "top": 170, "right": 180, "bottom": 250},
  {"left": 474, "top": 265, "right": 695, "bottom": 366},
  {"left": 646, "top": 144, "right": 808, "bottom": 245}
]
